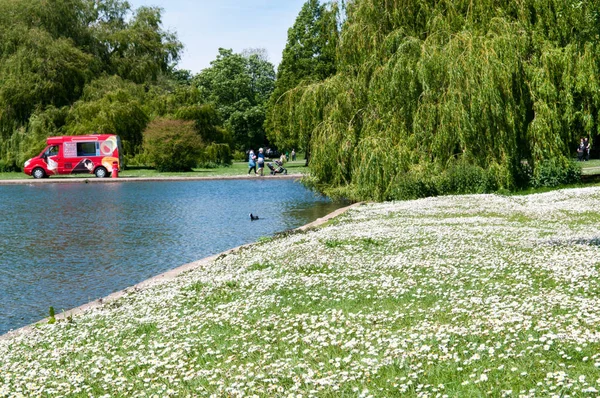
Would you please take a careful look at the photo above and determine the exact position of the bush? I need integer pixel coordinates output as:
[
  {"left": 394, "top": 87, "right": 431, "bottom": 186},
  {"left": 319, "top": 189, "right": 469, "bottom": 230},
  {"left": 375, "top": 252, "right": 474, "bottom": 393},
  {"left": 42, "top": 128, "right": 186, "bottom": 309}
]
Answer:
[
  {"left": 531, "top": 159, "right": 581, "bottom": 188},
  {"left": 199, "top": 143, "right": 232, "bottom": 167},
  {"left": 436, "top": 161, "right": 498, "bottom": 195},
  {"left": 391, "top": 173, "right": 438, "bottom": 200},
  {"left": 0, "top": 159, "right": 19, "bottom": 172},
  {"left": 327, "top": 157, "right": 581, "bottom": 201},
  {"left": 232, "top": 150, "right": 247, "bottom": 162},
  {"left": 123, "top": 152, "right": 149, "bottom": 167},
  {"left": 142, "top": 118, "right": 203, "bottom": 172},
  {"left": 387, "top": 160, "right": 505, "bottom": 200},
  {"left": 196, "top": 161, "right": 219, "bottom": 169}
]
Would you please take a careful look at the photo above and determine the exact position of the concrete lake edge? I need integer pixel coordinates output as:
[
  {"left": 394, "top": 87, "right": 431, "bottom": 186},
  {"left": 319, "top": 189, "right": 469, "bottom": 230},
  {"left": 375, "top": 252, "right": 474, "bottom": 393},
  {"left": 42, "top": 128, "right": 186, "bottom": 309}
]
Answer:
[
  {"left": 0, "top": 198, "right": 362, "bottom": 341},
  {"left": 0, "top": 173, "right": 304, "bottom": 185}
]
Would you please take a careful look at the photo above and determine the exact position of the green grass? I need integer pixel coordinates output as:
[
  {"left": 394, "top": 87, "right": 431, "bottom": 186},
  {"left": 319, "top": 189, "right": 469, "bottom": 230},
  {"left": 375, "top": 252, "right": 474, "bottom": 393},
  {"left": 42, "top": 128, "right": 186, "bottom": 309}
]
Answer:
[
  {"left": 120, "top": 160, "right": 309, "bottom": 178},
  {"left": 579, "top": 158, "right": 600, "bottom": 174}
]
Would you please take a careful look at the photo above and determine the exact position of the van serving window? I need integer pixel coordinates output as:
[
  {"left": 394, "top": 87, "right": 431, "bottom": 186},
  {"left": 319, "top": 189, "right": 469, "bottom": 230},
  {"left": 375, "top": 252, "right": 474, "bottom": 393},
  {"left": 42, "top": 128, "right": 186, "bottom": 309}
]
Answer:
[{"left": 77, "top": 142, "right": 98, "bottom": 157}]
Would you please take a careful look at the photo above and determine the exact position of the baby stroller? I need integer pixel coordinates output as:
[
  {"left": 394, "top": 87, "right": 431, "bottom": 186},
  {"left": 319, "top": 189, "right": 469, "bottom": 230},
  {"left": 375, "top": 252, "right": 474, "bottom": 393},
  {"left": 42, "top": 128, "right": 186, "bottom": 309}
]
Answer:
[{"left": 267, "top": 160, "right": 287, "bottom": 175}]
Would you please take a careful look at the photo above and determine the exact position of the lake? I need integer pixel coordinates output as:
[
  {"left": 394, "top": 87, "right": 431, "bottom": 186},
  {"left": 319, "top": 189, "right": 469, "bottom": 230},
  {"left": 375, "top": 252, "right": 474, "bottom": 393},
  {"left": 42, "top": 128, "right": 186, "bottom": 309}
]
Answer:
[{"left": 0, "top": 179, "right": 344, "bottom": 335}]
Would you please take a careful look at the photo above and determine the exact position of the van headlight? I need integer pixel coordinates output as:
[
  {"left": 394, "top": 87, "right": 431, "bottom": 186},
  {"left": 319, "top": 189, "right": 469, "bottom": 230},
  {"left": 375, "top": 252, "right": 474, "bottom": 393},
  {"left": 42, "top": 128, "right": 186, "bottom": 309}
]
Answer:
[{"left": 24, "top": 159, "right": 31, "bottom": 167}]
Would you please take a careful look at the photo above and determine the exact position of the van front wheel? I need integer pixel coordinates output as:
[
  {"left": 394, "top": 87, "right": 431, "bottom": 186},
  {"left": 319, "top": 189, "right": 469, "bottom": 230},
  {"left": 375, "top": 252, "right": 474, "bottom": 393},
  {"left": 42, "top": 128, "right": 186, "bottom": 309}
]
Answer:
[
  {"left": 94, "top": 167, "right": 108, "bottom": 178},
  {"left": 32, "top": 168, "right": 46, "bottom": 179}
]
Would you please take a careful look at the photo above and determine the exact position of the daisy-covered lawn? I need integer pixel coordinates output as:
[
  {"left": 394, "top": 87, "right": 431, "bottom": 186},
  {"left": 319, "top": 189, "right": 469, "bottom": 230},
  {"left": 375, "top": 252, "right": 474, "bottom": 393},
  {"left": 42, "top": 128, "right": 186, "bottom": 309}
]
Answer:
[{"left": 1, "top": 188, "right": 600, "bottom": 397}]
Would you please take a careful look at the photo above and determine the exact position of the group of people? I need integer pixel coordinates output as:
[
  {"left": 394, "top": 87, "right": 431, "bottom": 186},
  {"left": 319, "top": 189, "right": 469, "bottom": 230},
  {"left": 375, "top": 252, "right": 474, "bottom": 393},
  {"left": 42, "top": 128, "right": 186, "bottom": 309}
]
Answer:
[
  {"left": 248, "top": 148, "right": 295, "bottom": 176},
  {"left": 247, "top": 148, "right": 266, "bottom": 176},
  {"left": 577, "top": 137, "right": 592, "bottom": 161}
]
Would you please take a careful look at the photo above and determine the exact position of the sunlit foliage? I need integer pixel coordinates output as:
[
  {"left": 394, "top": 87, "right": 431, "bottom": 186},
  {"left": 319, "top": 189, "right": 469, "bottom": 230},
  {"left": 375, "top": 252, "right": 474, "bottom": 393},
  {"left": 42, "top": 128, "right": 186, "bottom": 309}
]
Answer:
[
  {"left": 141, "top": 118, "right": 203, "bottom": 172},
  {"left": 194, "top": 48, "right": 276, "bottom": 151},
  {"left": 0, "top": 0, "right": 182, "bottom": 168},
  {"left": 285, "top": 0, "right": 597, "bottom": 199},
  {"left": 265, "top": 0, "right": 339, "bottom": 158}
]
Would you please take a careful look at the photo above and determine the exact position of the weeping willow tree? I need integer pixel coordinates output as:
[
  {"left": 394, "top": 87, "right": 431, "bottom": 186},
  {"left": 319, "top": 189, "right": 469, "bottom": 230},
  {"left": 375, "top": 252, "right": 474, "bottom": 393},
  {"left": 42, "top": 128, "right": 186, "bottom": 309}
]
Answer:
[{"left": 282, "top": 0, "right": 600, "bottom": 200}]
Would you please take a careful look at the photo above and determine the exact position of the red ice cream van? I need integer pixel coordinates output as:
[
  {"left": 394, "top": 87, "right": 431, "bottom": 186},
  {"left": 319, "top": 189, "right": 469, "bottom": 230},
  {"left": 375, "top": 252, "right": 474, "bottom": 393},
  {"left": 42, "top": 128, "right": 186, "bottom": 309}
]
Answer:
[{"left": 23, "top": 135, "right": 123, "bottom": 179}]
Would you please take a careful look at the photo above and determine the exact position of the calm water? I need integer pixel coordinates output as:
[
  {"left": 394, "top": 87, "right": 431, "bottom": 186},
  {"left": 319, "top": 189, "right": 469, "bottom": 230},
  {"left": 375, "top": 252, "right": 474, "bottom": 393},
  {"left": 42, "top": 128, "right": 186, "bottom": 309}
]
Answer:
[{"left": 0, "top": 179, "right": 343, "bottom": 335}]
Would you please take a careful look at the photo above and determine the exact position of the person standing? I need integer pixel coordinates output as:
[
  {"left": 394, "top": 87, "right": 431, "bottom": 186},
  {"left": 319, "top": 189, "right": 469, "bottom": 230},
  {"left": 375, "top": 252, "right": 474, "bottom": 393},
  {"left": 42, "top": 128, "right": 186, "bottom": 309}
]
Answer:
[
  {"left": 248, "top": 149, "right": 257, "bottom": 175},
  {"left": 577, "top": 138, "right": 585, "bottom": 161},
  {"left": 257, "top": 148, "right": 265, "bottom": 176},
  {"left": 585, "top": 137, "right": 591, "bottom": 161},
  {"left": 291, "top": 149, "right": 296, "bottom": 161}
]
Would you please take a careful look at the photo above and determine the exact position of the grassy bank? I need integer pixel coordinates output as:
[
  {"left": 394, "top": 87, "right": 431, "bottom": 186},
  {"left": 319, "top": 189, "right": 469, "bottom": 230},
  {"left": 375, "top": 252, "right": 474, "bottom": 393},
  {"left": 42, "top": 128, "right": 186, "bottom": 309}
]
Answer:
[
  {"left": 0, "top": 160, "right": 309, "bottom": 180},
  {"left": 1, "top": 160, "right": 599, "bottom": 189},
  {"left": 580, "top": 159, "right": 600, "bottom": 176},
  {"left": 2, "top": 188, "right": 600, "bottom": 397}
]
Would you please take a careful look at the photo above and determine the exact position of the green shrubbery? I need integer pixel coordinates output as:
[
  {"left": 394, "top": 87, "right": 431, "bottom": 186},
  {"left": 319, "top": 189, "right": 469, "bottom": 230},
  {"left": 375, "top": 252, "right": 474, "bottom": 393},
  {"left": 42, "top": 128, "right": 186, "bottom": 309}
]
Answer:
[
  {"left": 232, "top": 150, "right": 247, "bottom": 162},
  {"left": 321, "top": 157, "right": 581, "bottom": 201},
  {"left": 388, "top": 162, "right": 501, "bottom": 200},
  {"left": 389, "top": 172, "right": 438, "bottom": 201},
  {"left": 279, "top": 0, "right": 598, "bottom": 201},
  {"left": 198, "top": 143, "right": 232, "bottom": 168},
  {"left": 0, "top": 159, "right": 18, "bottom": 172},
  {"left": 531, "top": 160, "right": 582, "bottom": 188},
  {"left": 142, "top": 119, "right": 203, "bottom": 172},
  {"left": 141, "top": 118, "right": 233, "bottom": 171}
]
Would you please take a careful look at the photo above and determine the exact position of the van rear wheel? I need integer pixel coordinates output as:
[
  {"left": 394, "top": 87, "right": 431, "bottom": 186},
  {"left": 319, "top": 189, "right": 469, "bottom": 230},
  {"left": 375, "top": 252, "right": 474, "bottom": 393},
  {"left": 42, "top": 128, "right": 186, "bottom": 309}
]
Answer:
[
  {"left": 32, "top": 168, "right": 46, "bottom": 179},
  {"left": 94, "top": 167, "right": 108, "bottom": 178}
]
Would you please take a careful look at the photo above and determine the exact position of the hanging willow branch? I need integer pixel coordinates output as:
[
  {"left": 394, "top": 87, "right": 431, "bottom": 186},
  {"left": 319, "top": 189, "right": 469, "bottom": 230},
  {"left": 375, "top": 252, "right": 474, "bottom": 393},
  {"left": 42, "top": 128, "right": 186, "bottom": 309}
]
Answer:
[{"left": 278, "top": 0, "right": 600, "bottom": 200}]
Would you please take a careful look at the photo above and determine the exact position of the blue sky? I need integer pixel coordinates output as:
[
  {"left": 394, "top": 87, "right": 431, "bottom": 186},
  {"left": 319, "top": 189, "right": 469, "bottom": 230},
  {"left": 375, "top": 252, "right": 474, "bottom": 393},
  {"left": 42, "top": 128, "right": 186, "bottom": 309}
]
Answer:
[{"left": 128, "top": 0, "right": 307, "bottom": 73}]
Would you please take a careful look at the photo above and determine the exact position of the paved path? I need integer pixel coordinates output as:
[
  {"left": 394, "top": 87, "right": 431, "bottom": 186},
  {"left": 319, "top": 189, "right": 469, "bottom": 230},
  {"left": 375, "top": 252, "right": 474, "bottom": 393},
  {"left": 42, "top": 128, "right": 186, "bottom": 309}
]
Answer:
[{"left": 582, "top": 166, "right": 600, "bottom": 175}]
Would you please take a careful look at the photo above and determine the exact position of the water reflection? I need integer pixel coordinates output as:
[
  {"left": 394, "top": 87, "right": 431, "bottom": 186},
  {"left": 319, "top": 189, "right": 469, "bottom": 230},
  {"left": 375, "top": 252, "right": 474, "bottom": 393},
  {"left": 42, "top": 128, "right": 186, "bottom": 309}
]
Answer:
[{"left": 0, "top": 179, "right": 344, "bottom": 335}]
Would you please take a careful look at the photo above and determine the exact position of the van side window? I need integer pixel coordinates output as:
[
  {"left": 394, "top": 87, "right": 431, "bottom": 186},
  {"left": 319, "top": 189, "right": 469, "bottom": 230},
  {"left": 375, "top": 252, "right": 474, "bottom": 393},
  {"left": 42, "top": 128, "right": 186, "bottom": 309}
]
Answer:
[
  {"left": 46, "top": 145, "right": 59, "bottom": 157},
  {"left": 77, "top": 142, "right": 98, "bottom": 157}
]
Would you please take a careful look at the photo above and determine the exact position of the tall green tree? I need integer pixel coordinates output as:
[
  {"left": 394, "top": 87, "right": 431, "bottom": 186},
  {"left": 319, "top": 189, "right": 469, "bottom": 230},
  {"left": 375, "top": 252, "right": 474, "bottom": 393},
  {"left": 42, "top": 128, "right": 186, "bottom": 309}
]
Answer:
[
  {"left": 93, "top": 5, "right": 182, "bottom": 83},
  {"left": 64, "top": 76, "right": 149, "bottom": 155},
  {"left": 265, "top": 0, "right": 339, "bottom": 158},
  {"left": 175, "top": 104, "right": 229, "bottom": 145},
  {"left": 0, "top": 0, "right": 183, "bottom": 166},
  {"left": 144, "top": 73, "right": 202, "bottom": 118},
  {"left": 194, "top": 48, "right": 275, "bottom": 151},
  {"left": 281, "top": 0, "right": 600, "bottom": 200},
  {"left": 0, "top": 29, "right": 93, "bottom": 128}
]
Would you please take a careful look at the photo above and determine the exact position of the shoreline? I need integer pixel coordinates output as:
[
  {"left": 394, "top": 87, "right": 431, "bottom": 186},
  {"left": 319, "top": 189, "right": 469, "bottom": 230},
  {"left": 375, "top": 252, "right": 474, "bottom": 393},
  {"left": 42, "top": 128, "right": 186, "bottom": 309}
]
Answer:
[
  {"left": 0, "top": 173, "right": 304, "bottom": 185},
  {"left": 0, "top": 201, "right": 361, "bottom": 341}
]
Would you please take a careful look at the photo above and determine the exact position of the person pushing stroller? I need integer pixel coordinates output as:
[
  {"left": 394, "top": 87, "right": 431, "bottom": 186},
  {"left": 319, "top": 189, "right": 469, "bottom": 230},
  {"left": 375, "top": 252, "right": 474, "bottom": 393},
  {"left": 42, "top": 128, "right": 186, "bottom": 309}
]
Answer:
[{"left": 267, "top": 159, "right": 287, "bottom": 175}]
